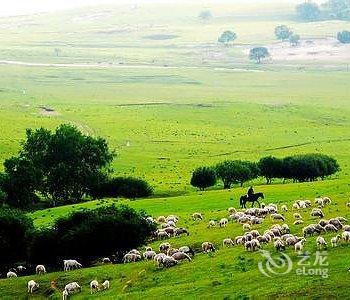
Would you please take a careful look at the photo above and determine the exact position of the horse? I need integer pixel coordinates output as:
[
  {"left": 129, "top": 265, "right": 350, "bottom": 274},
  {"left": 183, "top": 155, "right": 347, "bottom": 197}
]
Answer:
[{"left": 240, "top": 192, "right": 264, "bottom": 208}]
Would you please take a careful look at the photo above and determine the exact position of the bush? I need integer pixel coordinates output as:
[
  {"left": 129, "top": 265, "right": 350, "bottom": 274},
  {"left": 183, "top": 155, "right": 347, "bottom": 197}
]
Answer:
[
  {"left": 190, "top": 167, "right": 217, "bottom": 190},
  {"left": 249, "top": 47, "right": 270, "bottom": 63},
  {"left": 28, "top": 205, "right": 156, "bottom": 266},
  {"left": 90, "top": 177, "right": 153, "bottom": 199},
  {"left": 337, "top": 30, "right": 350, "bottom": 43},
  {"left": 296, "top": 1, "right": 321, "bottom": 21},
  {"left": 275, "top": 25, "right": 293, "bottom": 41},
  {"left": 0, "top": 208, "right": 34, "bottom": 269}
]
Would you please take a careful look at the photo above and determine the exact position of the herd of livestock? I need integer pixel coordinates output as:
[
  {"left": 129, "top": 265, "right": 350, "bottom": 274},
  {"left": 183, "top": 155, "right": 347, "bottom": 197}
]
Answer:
[{"left": 3, "top": 196, "right": 350, "bottom": 298}]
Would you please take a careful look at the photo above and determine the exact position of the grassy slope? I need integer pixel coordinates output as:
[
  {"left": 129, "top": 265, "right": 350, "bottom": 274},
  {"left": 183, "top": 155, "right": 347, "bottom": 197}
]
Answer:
[{"left": 1, "top": 182, "right": 350, "bottom": 299}]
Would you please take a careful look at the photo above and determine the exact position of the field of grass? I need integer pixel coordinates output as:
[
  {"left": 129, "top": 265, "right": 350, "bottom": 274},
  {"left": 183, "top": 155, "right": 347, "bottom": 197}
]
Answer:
[{"left": 0, "top": 0, "right": 350, "bottom": 298}]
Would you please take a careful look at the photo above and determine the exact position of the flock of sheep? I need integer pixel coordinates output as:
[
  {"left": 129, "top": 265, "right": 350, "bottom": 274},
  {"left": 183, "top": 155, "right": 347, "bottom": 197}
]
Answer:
[
  {"left": 6, "top": 260, "right": 110, "bottom": 298},
  {"left": 4, "top": 196, "right": 350, "bottom": 297}
]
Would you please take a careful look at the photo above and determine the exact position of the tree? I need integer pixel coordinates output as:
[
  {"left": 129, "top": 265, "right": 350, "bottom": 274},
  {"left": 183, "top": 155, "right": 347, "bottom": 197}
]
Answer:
[
  {"left": 249, "top": 47, "right": 270, "bottom": 64},
  {"left": 0, "top": 208, "right": 34, "bottom": 269},
  {"left": 296, "top": 1, "right": 321, "bottom": 21},
  {"left": 198, "top": 10, "right": 213, "bottom": 22},
  {"left": 275, "top": 25, "right": 293, "bottom": 41},
  {"left": 258, "top": 156, "right": 283, "bottom": 184},
  {"left": 218, "top": 30, "right": 237, "bottom": 46},
  {"left": 289, "top": 34, "right": 301, "bottom": 46},
  {"left": 190, "top": 167, "right": 217, "bottom": 190},
  {"left": 323, "top": 0, "right": 350, "bottom": 20},
  {"left": 1, "top": 157, "right": 41, "bottom": 208},
  {"left": 28, "top": 205, "right": 156, "bottom": 266},
  {"left": 337, "top": 30, "right": 350, "bottom": 43},
  {"left": 215, "top": 160, "right": 259, "bottom": 189},
  {"left": 6, "top": 124, "right": 114, "bottom": 207}
]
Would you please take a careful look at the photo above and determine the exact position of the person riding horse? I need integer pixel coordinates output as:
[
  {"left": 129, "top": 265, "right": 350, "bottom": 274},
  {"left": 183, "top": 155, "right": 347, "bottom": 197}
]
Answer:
[{"left": 247, "top": 186, "right": 254, "bottom": 198}]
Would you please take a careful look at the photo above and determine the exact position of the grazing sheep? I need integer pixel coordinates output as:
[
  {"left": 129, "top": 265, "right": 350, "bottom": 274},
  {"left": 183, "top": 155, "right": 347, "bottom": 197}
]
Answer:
[
  {"left": 244, "top": 240, "right": 253, "bottom": 251},
  {"left": 164, "top": 227, "right": 175, "bottom": 236},
  {"left": 179, "top": 246, "right": 195, "bottom": 256},
  {"left": 159, "top": 242, "right": 171, "bottom": 253},
  {"left": 271, "top": 214, "right": 285, "bottom": 222},
  {"left": 102, "top": 280, "right": 110, "bottom": 290},
  {"left": 294, "top": 238, "right": 306, "bottom": 253},
  {"left": 90, "top": 280, "right": 99, "bottom": 294},
  {"left": 174, "top": 227, "right": 189, "bottom": 236},
  {"left": 331, "top": 235, "right": 341, "bottom": 247},
  {"left": 102, "top": 257, "right": 111, "bottom": 264},
  {"left": 172, "top": 252, "right": 192, "bottom": 262},
  {"left": 63, "top": 260, "right": 82, "bottom": 271},
  {"left": 143, "top": 250, "right": 157, "bottom": 260},
  {"left": 167, "top": 248, "right": 179, "bottom": 256},
  {"left": 157, "top": 216, "right": 166, "bottom": 223},
  {"left": 222, "top": 238, "right": 234, "bottom": 247},
  {"left": 329, "top": 218, "right": 343, "bottom": 230},
  {"left": 157, "top": 230, "right": 170, "bottom": 240},
  {"left": 274, "top": 239, "right": 285, "bottom": 251},
  {"left": 336, "top": 216, "right": 347, "bottom": 223},
  {"left": 208, "top": 220, "right": 216, "bottom": 227},
  {"left": 64, "top": 282, "right": 81, "bottom": 295},
  {"left": 161, "top": 256, "right": 178, "bottom": 268},
  {"left": 346, "top": 202, "right": 350, "bottom": 208},
  {"left": 123, "top": 253, "right": 141, "bottom": 263},
  {"left": 257, "top": 235, "right": 270, "bottom": 244},
  {"left": 16, "top": 266, "right": 26, "bottom": 273},
  {"left": 243, "top": 223, "right": 251, "bottom": 231},
  {"left": 342, "top": 231, "right": 350, "bottom": 243},
  {"left": 316, "top": 236, "right": 327, "bottom": 250},
  {"left": 281, "top": 224, "right": 290, "bottom": 234},
  {"left": 294, "top": 220, "right": 304, "bottom": 225},
  {"left": 35, "top": 265, "right": 46, "bottom": 275},
  {"left": 228, "top": 207, "right": 236, "bottom": 214},
  {"left": 311, "top": 208, "right": 324, "bottom": 218},
  {"left": 192, "top": 212, "right": 203, "bottom": 220},
  {"left": 128, "top": 249, "right": 141, "bottom": 255},
  {"left": 219, "top": 218, "right": 228, "bottom": 227},
  {"left": 154, "top": 253, "right": 167, "bottom": 267},
  {"left": 166, "top": 220, "right": 176, "bottom": 228},
  {"left": 7, "top": 271, "right": 17, "bottom": 278},
  {"left": 27, "top": 280, "right": 39, "bottom": 293},
  {"left": 324, "top": 224, "right": 338, "bottom": 232},
  {"left": 281, "top": 205, "right": 288, "bottom": 212},
  {"left": 294, "top": 213, "right": 302, "bottom": 219},
  {"left": 343, "top": 225, "right": 350, "bottom": 232},
  {"left": 318, "top": 219, "right": 329, "bottom": 227},
  {"left": 202, "top": 242, "right": 215, "bottom": 253},
  {"left": 285, "top": 236, "right": 299, "bottom": 246},
  {"left": 166, "top": 215, "right": 178, "bottom": 223}
]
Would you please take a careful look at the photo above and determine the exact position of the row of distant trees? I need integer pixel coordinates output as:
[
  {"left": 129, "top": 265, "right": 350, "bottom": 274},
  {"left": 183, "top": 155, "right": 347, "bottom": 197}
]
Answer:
[
  {"left": 0, "top": 125, "right": 153, "bottom": 209},
  {"left": 190, "top": 154, "right": 340, "bottom": 190},
  {"left": 296, "top": 0, "right": 350, "bottom": 21}
]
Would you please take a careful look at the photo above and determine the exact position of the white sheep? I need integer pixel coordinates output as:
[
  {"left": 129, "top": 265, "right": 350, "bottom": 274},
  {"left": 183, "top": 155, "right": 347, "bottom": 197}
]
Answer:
[
  {"left": 157, "top": 230, "right": 170, "bottom": 239},
  {"left": 202, "top": 242, "right": 215, "bottom": 253},
  {"left": 342, "top": 231, "right": 350, "bottom": 243},
  {"left": 316, "top": 236, "right": 327, "bottom": 250},
  {"left": 159, "top": 242, "right": 171, "bottom": 253},
  {"left": 157, "top": 216, "right": 166, "bottom": 223},
  {"left": 294, "top": 213, "right": 302, "bottom": 219},
  {"left": 311, "top": 208, "right": 324, "bottom": 218},
  {"left": 294, "top": 238, "right": 306, "bottom": 253},
  {"left": 228, "top": 207, "right": 236, "bottom": 214},
  {"left": 64, "top": 282, "right": 81, "bottom": 298},
  {"left": 90, "top": 280, "right": 99, "bottom": 294},
  {"left": 35, "top": 264, "right": 46, "bottom": 275},
  {"left": 271, "top": 213, "right": 285, "bottom": 222},
  {"left": 7, "top": 271, "right": 17, "bottom": 278},
  {"left": 27, "top": 280, "right": 39, "bottom": 293},
  {"left": 219, "top": 218, "right": 228, "bottom": 227},
  {"left": 172, "top": 252, "right": 192, "bottom": 262},
  {"left": 331, "top": 235, "right": 341, "bottom": 247},
  {"left": 208, "top": 220, "right": 216, "bottom": 227},
  {"left": 62, "top": 289, "right": 69, "bottom": 300},
  {"left": 346, "top": 202, "right": 350, "bottom": 209},
  {"left": 154, "top": 253, "right": 167, "bottom": 267},
  {"left": 123, "top": 253, "right": 141, "bottom": 263},
  {"left": 143, "top": 250, "right": 157, "bottom": 260},
  {"left": 222, "top": 238, "right": 234, "bottom": 247},
  {"left": 281, "top": 205, "right": 288, "bottom": 212},
  {"left": 63, "top": 260, "right": 82, "bottom": 271},
  {"left": 102, "top": 280, "right": 110, "bottom": 290},
  {"left": 192, "top": 212, "right": 203, "bottom": 220}
]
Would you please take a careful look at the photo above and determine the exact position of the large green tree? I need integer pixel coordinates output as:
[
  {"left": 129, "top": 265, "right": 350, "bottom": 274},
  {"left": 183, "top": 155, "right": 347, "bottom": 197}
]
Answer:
[
  {"left": 323, "top": 0, "right": 350, "bottom": 20},
  {"left": 218, "top": 30, "right": 237, "bottom": 46},
  {"left": 4, "top": 124, "right": 114, "bottom": 207},
  {"left": 296, "top": 1, "right": 321, "bottom": 21},
  {"left": 275, "top": 25, "right": 293, "bottom": 41},
  {"left": 249, "top": 47, "right": 270, "bottom": 63}
]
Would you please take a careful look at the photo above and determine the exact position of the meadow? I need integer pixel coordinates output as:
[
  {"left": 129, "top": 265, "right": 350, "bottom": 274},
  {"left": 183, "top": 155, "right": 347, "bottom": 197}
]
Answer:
[{"left": 0, "top": 0, "right": 350, "bottom": 298}]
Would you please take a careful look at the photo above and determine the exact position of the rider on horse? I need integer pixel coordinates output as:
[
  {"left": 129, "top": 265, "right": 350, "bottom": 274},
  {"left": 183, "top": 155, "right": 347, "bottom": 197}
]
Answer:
[{"left": 247, "top": 186, "right": 254, "bottom": 198}]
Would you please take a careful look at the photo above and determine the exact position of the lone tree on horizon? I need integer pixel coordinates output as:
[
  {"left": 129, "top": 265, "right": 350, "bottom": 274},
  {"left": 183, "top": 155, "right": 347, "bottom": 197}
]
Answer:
[{"left": 249, "top": 47, "right": 270, "bottom": 64}]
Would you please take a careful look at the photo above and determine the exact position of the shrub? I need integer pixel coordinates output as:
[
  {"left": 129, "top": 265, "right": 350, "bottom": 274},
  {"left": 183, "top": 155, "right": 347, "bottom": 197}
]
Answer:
[
  {"left": 337, "top": 30, "right": 350, "bottom": 43},
  {"left": 90, "top": 177, "right": 153, "bottom": 199},
  {"left": 296, "top": 1, "right": 321, "bottom": 21},
  {"left": 190, "top": 167, "right": 217, "bottom": 190},
  {"left": 0, "top": 208, "right": 34, "bottom": 269},
  {"left": 275, "top": 25, "right": 293, "bottom": 41},
  {"left": 28, "top": 205, "right": 156, "bottom": 266}
]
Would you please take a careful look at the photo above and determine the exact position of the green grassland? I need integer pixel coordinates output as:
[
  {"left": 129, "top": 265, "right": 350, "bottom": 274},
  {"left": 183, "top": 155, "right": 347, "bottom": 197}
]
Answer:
[{"left": 0, "top": 0, "right": 350, "bottom": 298}]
